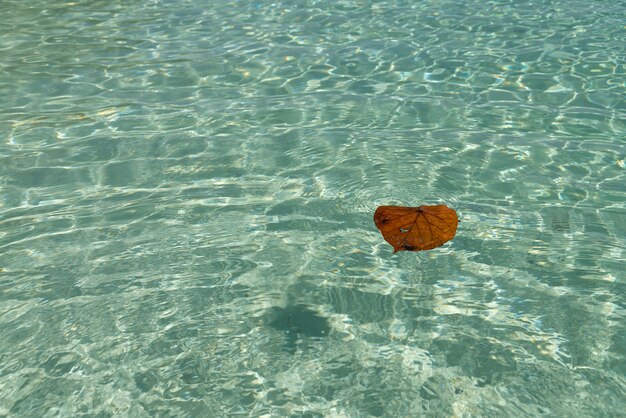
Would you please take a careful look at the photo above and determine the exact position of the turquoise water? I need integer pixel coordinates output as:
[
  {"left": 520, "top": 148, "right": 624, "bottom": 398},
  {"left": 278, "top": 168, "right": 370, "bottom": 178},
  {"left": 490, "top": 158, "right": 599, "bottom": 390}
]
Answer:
[{"left": 1, "top": 0, "right": 625, "bottom": 416}]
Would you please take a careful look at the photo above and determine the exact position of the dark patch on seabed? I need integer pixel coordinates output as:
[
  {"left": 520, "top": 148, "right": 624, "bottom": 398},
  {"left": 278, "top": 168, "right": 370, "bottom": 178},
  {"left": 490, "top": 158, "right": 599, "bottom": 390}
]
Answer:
[{"left": 266, "top": 304, "right": 331, "bottom": 354}]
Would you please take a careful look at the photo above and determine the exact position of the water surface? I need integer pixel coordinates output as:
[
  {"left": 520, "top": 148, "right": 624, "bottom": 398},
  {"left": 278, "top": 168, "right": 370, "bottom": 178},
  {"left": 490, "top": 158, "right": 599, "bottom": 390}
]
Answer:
[{"left": 1, "top": 0, "right": 625, "bottom": 416}]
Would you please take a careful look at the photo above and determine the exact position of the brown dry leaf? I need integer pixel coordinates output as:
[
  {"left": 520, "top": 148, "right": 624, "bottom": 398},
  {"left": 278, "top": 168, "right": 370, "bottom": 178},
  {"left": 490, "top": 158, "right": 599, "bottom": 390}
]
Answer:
[{"left": 374, "top": 205, "right": 458, "bottom": 253}]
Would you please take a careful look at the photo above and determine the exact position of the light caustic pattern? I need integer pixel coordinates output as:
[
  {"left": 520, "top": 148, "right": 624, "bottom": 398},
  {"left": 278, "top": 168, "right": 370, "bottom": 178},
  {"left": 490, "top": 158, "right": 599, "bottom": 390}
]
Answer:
[{"left": 0, "top": 0, "right": 625, "bottom": 416}]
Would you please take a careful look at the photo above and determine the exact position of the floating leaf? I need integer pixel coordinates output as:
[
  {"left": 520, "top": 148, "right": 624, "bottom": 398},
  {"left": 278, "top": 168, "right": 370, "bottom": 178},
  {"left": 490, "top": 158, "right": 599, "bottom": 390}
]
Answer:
[{"left": 374, "top": 205, "right": 458, "bottom": 253}]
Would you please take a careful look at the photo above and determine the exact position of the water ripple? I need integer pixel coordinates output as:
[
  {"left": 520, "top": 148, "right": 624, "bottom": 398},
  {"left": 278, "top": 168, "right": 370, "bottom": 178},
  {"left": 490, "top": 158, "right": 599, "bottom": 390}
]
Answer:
[{"left": 1, "top": 0, "right": 625, "bottom": 416}]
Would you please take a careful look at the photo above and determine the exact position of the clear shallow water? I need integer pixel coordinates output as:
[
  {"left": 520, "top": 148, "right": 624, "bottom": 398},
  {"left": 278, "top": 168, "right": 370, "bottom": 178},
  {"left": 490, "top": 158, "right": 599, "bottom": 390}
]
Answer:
[{"left": 1, "top": 0, "right": 625, "bottom": 416}]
